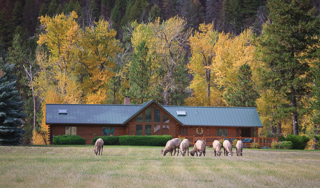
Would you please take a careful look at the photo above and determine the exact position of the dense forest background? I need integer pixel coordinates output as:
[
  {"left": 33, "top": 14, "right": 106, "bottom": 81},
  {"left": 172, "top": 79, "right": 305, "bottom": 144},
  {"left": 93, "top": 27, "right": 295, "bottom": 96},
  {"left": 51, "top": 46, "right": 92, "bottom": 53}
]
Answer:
[{"left": 1, "top": 0, "right": 320, "bottom": 145}]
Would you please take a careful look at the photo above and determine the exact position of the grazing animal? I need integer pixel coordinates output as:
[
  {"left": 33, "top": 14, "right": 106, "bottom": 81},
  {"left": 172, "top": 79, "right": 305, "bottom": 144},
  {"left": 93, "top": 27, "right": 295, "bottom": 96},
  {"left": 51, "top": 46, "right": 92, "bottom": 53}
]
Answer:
[
  {"left": 94, "top": 138, "right": 104, "bottom": 156},
  {"left": 190, "top": 140, "right": 206, "bottom": 157},
  {"left": 161, "top": 138, "right": 181, "bottom": 156},
  {"left": 223, "top": 140, "right": 233, "bottom": 156},
  {"left": 212, "top": 140, "right": 222, "bottom": 156},
  {"left": 236, "top": 140, "right": 243, "bottom": 156},
  {"left": 179, "top": 139, "right": 190, "bottom": 156}
]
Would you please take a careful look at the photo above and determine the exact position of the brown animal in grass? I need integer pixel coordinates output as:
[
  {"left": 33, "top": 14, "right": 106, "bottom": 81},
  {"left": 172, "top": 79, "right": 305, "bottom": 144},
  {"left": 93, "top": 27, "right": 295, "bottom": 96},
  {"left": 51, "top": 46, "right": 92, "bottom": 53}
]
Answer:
[
  {"left": 223, "top": 140, "right": 233, "bottom": 156},
  {"left": 161, "top": 138, "right": 181, "bottom": 156},
  {"left": 94, "top": 138, "right": 104, "bottom": 156},
  {"left": 236, "top": 140, "right": 243, "bottom": 156},
  {"left": 213, "top": 140, "right": 222, "bottom": 156},
  {"left": 179, "top": 139, "right": 190, "bottom": 156},
  {"left": 190, "top": 140, "right": 206, "bottom": 157}
]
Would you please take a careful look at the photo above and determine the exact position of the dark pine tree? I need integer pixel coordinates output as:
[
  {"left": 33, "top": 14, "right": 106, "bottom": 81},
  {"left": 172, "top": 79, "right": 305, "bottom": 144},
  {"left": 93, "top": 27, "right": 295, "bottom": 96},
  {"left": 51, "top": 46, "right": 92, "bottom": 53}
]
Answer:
[
  {"left": 224, "top": 64, "right": 259, "bottom": 107},
  {"left": 0, "top": 59, "right": 25, "bottom": 146},
  {"left": 259, "top": 0, "right": 320, "bottom": 135},
  {"left": 127, "top": 41, "right": 153, "bottom": 104}
]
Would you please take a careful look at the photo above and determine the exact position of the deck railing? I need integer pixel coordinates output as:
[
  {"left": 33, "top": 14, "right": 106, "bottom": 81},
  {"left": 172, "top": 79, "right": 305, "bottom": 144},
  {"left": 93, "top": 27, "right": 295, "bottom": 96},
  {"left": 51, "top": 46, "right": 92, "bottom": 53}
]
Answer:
[{"left": 178, "top": 135, "right": 278, "bottom": 148}]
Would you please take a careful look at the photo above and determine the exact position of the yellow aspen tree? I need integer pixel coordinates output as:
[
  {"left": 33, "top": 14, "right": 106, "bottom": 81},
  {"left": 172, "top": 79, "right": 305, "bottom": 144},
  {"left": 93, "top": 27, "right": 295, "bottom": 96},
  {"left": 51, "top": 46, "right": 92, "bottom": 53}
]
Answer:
[
  {"left": 36, "top": 11, "right": 82, "bottom": 104},
  {"left": 185, "top": 23, "right": 223, "bottom": 106},
  {"left": 79, "top": 19, "right": 121, "bottom": 104},
  {"left": 34, "top": 12, "right": 82, "bottom": 144},
  {"left": 148, "top": 16, "right": 192, "bottom": 105}
]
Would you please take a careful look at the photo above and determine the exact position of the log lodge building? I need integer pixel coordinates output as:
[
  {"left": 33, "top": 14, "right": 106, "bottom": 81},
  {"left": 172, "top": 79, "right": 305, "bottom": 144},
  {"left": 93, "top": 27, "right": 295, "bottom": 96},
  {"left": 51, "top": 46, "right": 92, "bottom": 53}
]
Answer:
[{"left": 46, "top": 99, "right": 264, "bottom": 146}]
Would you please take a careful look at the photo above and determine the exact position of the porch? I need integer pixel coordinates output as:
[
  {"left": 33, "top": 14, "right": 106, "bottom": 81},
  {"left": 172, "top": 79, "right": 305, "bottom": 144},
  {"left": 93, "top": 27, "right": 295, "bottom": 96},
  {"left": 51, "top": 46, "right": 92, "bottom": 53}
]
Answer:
[{"left": 179, "top": 135, "right": 278, "bottom": 148}]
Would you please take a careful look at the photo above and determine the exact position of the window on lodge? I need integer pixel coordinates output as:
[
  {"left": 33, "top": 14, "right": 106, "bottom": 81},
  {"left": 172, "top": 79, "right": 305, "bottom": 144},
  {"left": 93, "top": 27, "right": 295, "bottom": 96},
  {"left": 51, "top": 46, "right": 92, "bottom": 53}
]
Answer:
[
  {"left": 103, "top": 127, "right": 114, "bottom": 136},
  {"left": 65, "top": 126, "right": 77, "bottom": 135},
  {"left": 135, "top": 106, "right": 170, "bottom": 135},
  {"left": 217, "top": 129, "right": 228, "bottom": 137},
  {"left": 135, "top": 107, "right": 170, "bottom": 123}
]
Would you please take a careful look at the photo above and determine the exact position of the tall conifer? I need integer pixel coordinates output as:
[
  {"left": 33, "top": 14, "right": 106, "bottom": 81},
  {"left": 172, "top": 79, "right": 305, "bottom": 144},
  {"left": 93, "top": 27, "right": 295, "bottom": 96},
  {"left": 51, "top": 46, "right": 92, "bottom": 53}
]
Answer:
[
  {"left": 259, "top": 0, "right": 320, "bottom": 135},
  {"left": 0, "top": 60, "right": 25, "bottom": 145}
]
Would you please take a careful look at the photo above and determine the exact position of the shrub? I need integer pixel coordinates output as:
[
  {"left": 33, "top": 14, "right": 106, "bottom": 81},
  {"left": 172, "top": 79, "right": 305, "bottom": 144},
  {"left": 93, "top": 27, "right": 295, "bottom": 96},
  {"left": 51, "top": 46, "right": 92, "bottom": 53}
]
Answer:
[
  {"left": 53, "top": 135, "right": 86, "bottom": 145},
  {"left": 250, "top": 142, "right": 260, "bottom": 149},
  {"left": 271, "top": 142, "right": 280, "bottom": 149},
  {"left": 232, "top": 139, "right": 238, "bottom": 148},
  {"left": 91, "top": 136, "right": 120, "bottom": 145},
  {"left": 285, "top": 135, "right": 310, "bottom": 149},
  {"left": 119, "top": 135, "right": 172, "bottom": 146},
  {"left": 280, "top": 141, "right": 293, "bottom": 149},
  {"left": 219, "top": 139, "right": 224, "bottom": 148}
]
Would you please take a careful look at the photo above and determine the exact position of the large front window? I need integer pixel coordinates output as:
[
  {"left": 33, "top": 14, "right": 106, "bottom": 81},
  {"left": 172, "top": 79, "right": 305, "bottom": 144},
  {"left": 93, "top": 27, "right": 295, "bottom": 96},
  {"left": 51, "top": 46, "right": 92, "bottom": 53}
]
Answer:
[
  {"left": 65, "top": 126, "right": 77, "bottom": 135},
  {"left": 217, "top": 129, "right": 228, "bottom": 137},
  {"left": 134, "top": 106, "right": 170, "bottom": 135},
  {"left": 103, "top": 127, "right": 114, "bottom": 136},
  {"left": 136, "top": 125, "right": 142, "bottom": 135}
]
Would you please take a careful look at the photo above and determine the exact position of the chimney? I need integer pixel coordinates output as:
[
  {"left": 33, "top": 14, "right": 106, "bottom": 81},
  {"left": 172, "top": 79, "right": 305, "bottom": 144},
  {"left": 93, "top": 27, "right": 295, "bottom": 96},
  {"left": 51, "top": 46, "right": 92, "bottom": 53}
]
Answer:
[{"left": 124, "top": 97, "right": 131, "bottom": 105}]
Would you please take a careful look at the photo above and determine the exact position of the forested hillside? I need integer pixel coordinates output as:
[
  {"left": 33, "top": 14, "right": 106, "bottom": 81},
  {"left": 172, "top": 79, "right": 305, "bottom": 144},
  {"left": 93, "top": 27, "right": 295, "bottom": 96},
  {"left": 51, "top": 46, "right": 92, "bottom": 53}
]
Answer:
[{"left": 0, "top": 0, "right": 320, "bottom": 145}]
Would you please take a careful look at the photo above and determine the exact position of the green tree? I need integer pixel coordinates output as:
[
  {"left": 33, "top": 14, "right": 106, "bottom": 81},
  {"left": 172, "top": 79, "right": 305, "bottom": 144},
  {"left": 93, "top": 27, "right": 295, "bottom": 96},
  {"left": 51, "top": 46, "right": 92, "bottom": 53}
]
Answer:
[
  {"left": 258, "top": 0, "right": 320, "bottom": 135},
  {"left": 224, "top": 64, "right": 259, "bottom": 107},
  {"left": 221, "top": 0, "right": 242, "bottom": 34},
  {"left": 90, "top": 0, "right": 100, "bottom": 22},
  {"left": 127, "top": 41, "right": 153, "bottom": 104},
  {"left": 127, "top": 0, "right": 149, "bottom": 23},
  {"left": 47, "top": 0, "right": 58, "bottom": 17},
  {"left": 0, "top": 61, "right": 25, "bottom": 146}
]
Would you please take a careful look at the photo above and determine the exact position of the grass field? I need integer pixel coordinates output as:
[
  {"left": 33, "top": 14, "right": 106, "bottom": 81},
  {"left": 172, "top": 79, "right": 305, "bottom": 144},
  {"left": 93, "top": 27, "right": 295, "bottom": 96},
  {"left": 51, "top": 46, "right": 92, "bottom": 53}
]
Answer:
[{"left": 0, "top": 146, "right": 319, "bottom": 188}]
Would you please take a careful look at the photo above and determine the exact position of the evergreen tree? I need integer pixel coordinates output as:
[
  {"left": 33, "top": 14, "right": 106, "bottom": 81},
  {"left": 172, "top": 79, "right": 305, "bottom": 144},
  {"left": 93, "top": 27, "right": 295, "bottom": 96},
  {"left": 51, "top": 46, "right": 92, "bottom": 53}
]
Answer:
[
  {"left": 90, "top": 0, "right": 100, "bottom": 22},
  {"left": 127, "top": 41, "right": 153, "bottom": 104},
  {"left": 23, "top": 0, "right": 38, "bottom": 36},
  {"left": 47, "top": 0, "right": 58, "bottom": 17},
  {"left": 0, "top": 9, "right": 8, "bottom": 48},
  {"left": 149, "top": 4, "right": 161, "bottom": 22},
  {"left": 0, "top": 61, "right": 25, "bottom": 146},
  {"left": 127, "top": 0, "right": 149, "bottom": 23},
  {"left": 223, "top": 64, "right": 259, "bottom": 107},
  {"left": 11, "top": 1, "right": 24, "bottom": 28},
  {"left": 221, "top": 0, "right": 242, "bottom": 34},
  {"left": 259, "top": 0, "right": 320, "bottom": 135}
]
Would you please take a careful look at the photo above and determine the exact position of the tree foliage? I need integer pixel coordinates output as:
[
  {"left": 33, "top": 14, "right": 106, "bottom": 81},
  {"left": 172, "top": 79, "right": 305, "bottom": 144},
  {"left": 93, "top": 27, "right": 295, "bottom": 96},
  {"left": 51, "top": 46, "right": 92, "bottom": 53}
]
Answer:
[
  {"left": 0, "top": 62, "right": 25, "bottom": 145},
  {"left": 258, "top": 0, "right": 320, "bottom": 135}
]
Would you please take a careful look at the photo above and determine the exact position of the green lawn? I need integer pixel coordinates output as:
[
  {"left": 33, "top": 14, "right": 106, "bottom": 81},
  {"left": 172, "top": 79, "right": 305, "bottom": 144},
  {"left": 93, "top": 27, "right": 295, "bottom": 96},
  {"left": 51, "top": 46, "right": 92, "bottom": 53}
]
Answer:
[{"left": 0, "top": 146, "right": 319, "bottom": 188}]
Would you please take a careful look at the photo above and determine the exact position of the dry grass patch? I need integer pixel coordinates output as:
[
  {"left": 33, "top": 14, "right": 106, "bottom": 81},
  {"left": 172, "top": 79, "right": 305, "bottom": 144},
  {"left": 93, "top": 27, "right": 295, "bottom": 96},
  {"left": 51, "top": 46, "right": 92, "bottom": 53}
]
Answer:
[{"left": 0, "top": 146, "right": 319, "bottom": 188}]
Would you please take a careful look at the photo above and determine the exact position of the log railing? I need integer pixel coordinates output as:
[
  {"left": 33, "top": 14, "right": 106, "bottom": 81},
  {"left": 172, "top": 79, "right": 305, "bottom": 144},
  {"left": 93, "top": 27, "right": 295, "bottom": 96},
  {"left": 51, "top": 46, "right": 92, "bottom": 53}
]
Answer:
[{"left": 178, "top": 135, "right": 278, "bottom": 148}]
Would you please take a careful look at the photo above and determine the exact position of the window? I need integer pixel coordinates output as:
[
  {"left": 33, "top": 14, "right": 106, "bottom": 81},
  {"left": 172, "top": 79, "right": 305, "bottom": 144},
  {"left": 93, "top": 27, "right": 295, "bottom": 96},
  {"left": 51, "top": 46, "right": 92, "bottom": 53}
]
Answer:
[
  {"left": 163, "top": 114, "right": 169, "bottom": 123},
  {"left": 154, "top": 108, "right": 161, "bottom": 122},
  {"left": 217, "top": 129, "right": 228, "bottom": 137},
  {"left": 136, "top": 125, "right": 142, "bottom": 135},
  {"left": 65, "top": 126, "right": 77, "bottom": 135},
  {"left": 145, "top": 107, "right": 152, "bottom": 122},
  {"left": 145, "top": 125, "right": 151, "bottom": 136},
  {"left": 136, "top": 113, "right": 143, "bottom": 122},
  {"left": 181, "top": 128, "right": 187, "bottom": 135},
  {"left": 163, "top": 125, "right": 169, "bottom": 134},
  {"left": 154, "top": 125, "right": 161, "bottom": 134},
  {"left": 103, "top": 127, "right": 114, "bottom": 136}
]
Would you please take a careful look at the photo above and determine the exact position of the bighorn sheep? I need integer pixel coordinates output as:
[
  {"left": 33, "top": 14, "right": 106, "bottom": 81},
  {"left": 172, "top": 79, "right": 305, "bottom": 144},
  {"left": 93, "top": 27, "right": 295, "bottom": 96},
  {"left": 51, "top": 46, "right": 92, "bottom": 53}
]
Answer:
[
  {"left": 94, "top": 138, "right": 104, "bottom": 156},
  {"left": 190, "top": 140, "right": 206, "bottom": 157},
  {"left": 236, "top": 140, "right": 243, "bottom": 156},
  {"left": 179, "top": 139, "right": 190, "bottom": 156},
  {"left": 161, "top": 138, "right": 181, "bottom": 156},
  {"left": 223, "top": 140, "right": 233, "bottom": 156},
  {"left": 212, "top": 140, "right": 222, "bottom": 156}
]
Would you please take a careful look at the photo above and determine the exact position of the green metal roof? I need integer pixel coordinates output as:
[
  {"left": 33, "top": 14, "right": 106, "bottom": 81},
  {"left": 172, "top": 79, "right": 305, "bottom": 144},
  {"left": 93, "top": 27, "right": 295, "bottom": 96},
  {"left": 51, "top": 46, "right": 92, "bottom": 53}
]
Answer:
[
  {"left": 46, "top": 104, "right": 143, "bottom": 125},
  {"left": 46, "top": 100, "right": 263, "bottom": 127},
  {"left": 163, "top": 106, "right": 263, "bottom": 127}
]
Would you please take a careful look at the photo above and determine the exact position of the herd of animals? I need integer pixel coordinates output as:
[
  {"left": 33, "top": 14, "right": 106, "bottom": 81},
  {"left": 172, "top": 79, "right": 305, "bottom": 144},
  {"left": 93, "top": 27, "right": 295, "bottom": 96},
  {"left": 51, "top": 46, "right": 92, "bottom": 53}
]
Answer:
[{"left": 93, "top": 137, "right": 243, "bottom": 157}]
